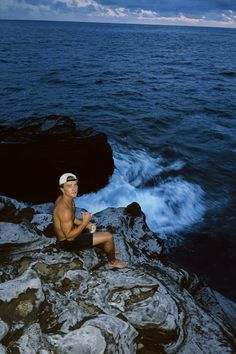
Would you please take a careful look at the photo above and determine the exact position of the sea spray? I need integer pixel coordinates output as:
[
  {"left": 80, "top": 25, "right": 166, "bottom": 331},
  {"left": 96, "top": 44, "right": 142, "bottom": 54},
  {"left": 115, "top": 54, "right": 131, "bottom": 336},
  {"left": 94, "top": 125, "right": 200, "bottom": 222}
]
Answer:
[{"left": 75, "top": 148, "right": 206, "bottom": 237}]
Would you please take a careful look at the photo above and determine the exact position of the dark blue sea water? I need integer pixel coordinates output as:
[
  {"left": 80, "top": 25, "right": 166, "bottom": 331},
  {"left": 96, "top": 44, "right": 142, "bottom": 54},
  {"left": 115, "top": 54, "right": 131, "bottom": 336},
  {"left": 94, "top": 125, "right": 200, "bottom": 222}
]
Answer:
[{"left": 0, "top": 20, "right": 236, "bottom": 299}]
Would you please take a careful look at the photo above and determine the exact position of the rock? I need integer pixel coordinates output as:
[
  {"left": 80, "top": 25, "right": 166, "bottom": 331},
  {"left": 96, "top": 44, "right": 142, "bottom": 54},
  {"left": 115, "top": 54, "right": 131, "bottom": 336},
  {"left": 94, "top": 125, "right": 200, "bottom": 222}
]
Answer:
[
  {"left": 66, "top": 266, "right": 235, "bottom": 353},
  {"left": 0, "top": 320, "right": 9, "bottom": 341},
  {"left": 0, "top": 203, "right": 18, "bottom": 222},
  {"left": 0, "top": 196, "right": 28, "bottom": 223},
  {"left": 0, "top": 200, "right": 34, "bottom": 223},
  {"left": 0, "top": 200, "right": 236, "bottom": 353},
  {"left": 9, "top": 323, "right": 45, "bottom": 353},
  {"left": 125, "top": 202, "right": 142, "bottom": 217},
  {"left": 0, "top": 345, "right": 7, "bottom": 354},
  {"left": 0, "top": 115, "right": 114, "bottom": 203},
  {"left": 47, "top": 315, "right": 137, "bottom": 354},
  {"left": 48, "top": 325, "right": 106, "bottom": 354},
  {"left": 17, "top": 207, "right": 35, "bottom": 222},
  {"left": 92, "top": 204, "right": 164, "bottom": 263},
  {"left": 0, "top": 269, "right": 44, "bottom": 323},
  {"left": 32, "top": 213, "right": 53, "bottom": 233},
  {"left": 33, "top": 259, "right": 84, "bottom": 282},
  {"left": 42, "top": 222, "right": 55, "bottom": 237},
  {"left": 0, "top": 222, "right": 54, "bottom": 263},
  {"left": 0, "top": 222, "right": 41, "bottom": 245},
  {"left": 194, "top": 286, "right": 236, "bottom": 329}
]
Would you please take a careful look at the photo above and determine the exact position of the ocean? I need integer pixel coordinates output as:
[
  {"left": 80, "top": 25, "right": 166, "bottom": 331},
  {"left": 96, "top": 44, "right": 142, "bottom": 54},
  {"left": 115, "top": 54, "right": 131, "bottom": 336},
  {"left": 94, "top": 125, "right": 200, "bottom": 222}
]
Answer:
[{"left": 0, "top": 20, "right": 236, "bottom": 300}]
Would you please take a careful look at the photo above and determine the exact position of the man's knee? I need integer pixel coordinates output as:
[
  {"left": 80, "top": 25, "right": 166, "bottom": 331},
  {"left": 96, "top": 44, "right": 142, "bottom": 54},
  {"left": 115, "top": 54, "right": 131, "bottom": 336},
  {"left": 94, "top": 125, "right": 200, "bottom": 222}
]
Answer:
[{"left": 105, "top": 232, "right": 113, "bottom": 242}]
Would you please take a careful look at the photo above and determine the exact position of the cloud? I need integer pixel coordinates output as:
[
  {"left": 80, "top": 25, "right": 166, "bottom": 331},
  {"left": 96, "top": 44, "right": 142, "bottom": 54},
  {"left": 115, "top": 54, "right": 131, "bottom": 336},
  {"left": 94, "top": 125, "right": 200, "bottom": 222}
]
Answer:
[
  {"left": 136, "top": 11, "right": 202, "bottom": 24},
  {"left": 98, "top": 0, "right": 236, "bottom": 14},
  {"left": 98, "top": 7, "right": 127, "bottom": 18},
  {"left": 52, "top": 0, "right": 101, "bottom": 10},
  {"left": 0, "top": 0, "right": 236, "bottom": 27},
  {"left": 52, "top": 0, "right": 128, "bottom": 18},
  {"left": 222, "top": 9, "right": 236, "bottom": 21},
  {"left": 137, "top": 9, "right": 159, "bottom": 19},
  {"left": 0, "top": 0, "right": 53, "bottom": 18}
]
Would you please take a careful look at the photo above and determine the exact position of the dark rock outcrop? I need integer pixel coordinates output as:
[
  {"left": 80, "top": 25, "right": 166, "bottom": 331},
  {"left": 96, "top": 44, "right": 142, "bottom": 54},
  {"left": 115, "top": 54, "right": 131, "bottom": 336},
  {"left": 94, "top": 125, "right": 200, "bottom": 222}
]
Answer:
[
  {"left": 0, "top": 198, "right": 236, "bottom": 353},
  {"left": 0, "top": 115, "right": 114, "bottom": 203},
  {"left": 125, "top": 201, "right": 142, "bottom": 217}
]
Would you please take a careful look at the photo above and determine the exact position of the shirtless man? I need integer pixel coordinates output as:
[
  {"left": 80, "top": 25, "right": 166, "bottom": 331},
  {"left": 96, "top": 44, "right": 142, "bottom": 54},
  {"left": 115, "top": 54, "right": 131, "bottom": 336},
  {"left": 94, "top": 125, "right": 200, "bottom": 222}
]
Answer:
[{"left": 53, "top": 173, "right": 127, "bottom": 269}]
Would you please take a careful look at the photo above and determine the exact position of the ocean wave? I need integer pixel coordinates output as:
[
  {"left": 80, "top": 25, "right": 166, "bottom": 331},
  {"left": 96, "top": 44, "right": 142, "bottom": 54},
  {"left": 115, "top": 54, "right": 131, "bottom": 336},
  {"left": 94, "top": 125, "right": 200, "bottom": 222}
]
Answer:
[{"left": 75, "top": 148, "right": 206, "bottom": 237}]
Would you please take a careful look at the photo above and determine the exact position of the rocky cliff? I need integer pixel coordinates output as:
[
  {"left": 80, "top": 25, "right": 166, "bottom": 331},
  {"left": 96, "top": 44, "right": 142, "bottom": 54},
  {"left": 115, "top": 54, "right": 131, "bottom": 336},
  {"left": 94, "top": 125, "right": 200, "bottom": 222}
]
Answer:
[
  {"left": 0, "top": 197, "right": 236, "bottom": 353},
  {"left": 0, "top": 115, "right": 114, "bottom": 203}
]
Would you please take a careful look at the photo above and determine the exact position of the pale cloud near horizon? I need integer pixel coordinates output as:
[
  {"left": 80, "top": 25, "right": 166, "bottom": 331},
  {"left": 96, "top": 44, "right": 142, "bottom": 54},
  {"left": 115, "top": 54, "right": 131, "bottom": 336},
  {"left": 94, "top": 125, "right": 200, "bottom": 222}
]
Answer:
[{"left": 0, "top": 0, "right": 236, "bottom": 28}]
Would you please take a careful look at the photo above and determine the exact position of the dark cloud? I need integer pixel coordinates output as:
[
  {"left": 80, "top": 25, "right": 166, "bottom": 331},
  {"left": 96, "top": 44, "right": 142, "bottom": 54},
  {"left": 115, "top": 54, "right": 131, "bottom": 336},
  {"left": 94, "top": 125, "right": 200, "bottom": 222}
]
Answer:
[
  {"left": 18, "top": 0, "right": 49, "bottom": 4},
  {"left": 99, "top": 0, "right": 236, "bottom": 15}
]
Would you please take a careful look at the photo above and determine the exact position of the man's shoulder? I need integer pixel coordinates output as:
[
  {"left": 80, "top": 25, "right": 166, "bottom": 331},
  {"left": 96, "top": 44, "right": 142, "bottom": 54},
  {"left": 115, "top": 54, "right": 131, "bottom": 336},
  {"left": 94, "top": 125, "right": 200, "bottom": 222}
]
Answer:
[
  {"left": 54, "top": 197, "right": 64, "bottom": 213},
  {"left": 53, "top": 197, "right": 60, "bottom": 208},
  {"left": 54, "top": 198, "right": 73, "bottom": 216}
]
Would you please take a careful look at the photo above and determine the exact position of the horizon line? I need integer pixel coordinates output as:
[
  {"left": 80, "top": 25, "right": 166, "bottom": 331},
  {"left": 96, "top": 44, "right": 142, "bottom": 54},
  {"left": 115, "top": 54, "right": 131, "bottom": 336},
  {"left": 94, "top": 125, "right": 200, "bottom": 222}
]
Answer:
[{"left": 0, "top": 17, "right": 236, "bottom": 30}]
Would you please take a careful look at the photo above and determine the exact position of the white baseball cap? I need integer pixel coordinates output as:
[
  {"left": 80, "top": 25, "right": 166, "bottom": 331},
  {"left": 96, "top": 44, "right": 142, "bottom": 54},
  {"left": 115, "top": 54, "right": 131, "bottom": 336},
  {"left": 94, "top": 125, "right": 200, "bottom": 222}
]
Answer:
[{"left": 59, "top": 173, "right": 78, "bottom": 186}]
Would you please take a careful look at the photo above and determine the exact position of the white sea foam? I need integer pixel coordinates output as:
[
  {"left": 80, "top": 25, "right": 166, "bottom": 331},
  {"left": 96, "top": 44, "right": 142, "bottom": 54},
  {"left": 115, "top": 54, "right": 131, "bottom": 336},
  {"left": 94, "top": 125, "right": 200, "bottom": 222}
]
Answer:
[{"left": 75, "top": 148, "right": 206, "bottom": 238}]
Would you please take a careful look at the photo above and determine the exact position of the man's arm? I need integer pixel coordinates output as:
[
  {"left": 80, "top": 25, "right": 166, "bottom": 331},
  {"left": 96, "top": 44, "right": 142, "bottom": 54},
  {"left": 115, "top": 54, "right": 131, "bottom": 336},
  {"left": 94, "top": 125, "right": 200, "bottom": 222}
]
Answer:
[
  {"left": 60, "top": 209, "right": 92, "bottom": 241},
  {"left": 74, "top": 217, "right": 82, "bottom": 226},
  {"left": 74, "top": 214, "right": 96, "bottom": 229}
]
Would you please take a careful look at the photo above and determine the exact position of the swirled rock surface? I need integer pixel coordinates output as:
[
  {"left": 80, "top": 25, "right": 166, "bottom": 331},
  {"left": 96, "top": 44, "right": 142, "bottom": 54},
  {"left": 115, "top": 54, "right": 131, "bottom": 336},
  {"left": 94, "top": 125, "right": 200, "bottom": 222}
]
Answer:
[{"left": 0, "top": 197, "right": 235, "bottom": 353}]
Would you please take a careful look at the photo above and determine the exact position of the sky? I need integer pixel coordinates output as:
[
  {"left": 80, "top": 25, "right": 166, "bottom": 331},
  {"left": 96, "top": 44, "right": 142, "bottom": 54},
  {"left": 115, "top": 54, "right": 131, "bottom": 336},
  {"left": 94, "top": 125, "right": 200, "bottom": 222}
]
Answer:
[{"left": 0, "top": 0, "right": 236, "bottom": 28}]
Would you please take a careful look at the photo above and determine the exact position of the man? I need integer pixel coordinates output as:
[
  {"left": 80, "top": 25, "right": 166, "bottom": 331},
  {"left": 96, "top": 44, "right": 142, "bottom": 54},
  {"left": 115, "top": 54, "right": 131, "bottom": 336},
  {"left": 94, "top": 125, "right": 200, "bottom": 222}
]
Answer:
[{"left": 53, "top": 173, "right": 127, "bottom": 269}]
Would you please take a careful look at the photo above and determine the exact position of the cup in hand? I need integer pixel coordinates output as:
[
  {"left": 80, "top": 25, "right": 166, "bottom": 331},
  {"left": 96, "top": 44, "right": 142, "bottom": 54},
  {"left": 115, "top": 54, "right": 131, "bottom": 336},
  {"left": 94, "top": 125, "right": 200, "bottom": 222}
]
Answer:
[{"left": 89, "top": 225, "right": 96, "bottom": 233}]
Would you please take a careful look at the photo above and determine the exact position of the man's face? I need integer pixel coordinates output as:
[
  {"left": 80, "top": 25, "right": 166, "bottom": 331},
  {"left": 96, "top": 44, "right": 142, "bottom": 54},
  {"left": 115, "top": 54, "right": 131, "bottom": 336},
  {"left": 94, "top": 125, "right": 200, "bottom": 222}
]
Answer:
[{"left": 61, "top": 180, "right": 78, "bottom": 198}]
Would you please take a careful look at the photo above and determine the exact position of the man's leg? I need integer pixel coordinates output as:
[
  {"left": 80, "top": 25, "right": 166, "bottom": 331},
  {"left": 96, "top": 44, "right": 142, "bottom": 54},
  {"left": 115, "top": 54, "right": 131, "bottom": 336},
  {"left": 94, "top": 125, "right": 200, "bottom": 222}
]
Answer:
[
  {"left": 92, "top": 232, "right": 127, "bottom": 269},
  {"left": 93, "top": 232, "right": 115, "bottom": 261}
]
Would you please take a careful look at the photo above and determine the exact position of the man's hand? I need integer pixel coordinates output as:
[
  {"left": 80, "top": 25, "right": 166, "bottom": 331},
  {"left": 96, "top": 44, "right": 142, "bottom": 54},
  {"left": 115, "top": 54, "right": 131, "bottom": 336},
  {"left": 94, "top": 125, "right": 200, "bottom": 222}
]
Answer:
[
  {"left": 81, "top": 211, "right": 93, "bottom": 224},
  {"left": 88, "top": 222, "right": 96, "bottom": 228},
  {"left": 87, "top": 222, "right": 96, "bottom": 233}
]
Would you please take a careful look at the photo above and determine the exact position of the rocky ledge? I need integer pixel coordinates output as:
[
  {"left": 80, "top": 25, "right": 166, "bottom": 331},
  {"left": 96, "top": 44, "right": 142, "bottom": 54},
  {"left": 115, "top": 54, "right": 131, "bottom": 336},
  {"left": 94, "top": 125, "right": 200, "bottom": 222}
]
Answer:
[
  {"left": 0, "top": 115, "right": 114, "bottom": 203},
  {"left": 0, "top": 197, "right": 236, "bottom": 354}
]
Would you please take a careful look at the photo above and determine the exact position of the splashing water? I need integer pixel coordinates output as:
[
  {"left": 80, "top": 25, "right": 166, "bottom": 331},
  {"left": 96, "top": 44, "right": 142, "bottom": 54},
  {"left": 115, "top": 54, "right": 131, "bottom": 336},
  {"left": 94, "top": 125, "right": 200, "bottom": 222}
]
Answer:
[{"left": 75, "top": 148, "right": 206, "bottom": 238}]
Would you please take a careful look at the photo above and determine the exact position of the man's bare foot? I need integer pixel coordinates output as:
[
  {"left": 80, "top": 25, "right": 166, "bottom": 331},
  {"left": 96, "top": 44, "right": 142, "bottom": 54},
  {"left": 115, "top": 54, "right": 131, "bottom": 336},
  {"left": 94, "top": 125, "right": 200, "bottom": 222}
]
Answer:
[{"left": 108, "top": 259, "right": 128, "bottom": 269}]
